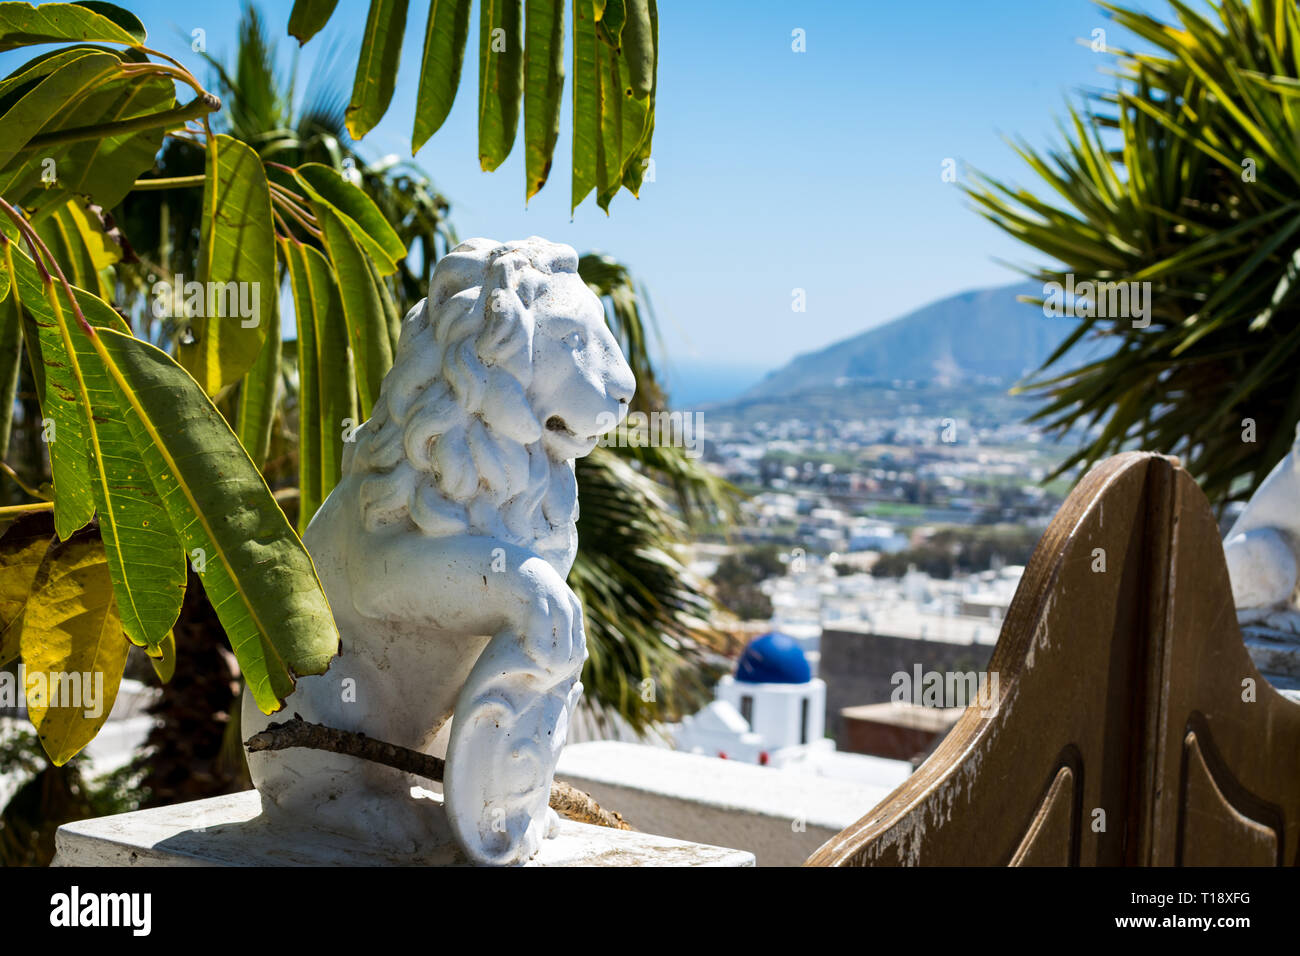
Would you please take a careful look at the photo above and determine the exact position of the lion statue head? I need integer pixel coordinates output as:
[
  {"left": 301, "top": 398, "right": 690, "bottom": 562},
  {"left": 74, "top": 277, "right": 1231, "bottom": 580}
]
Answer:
[{"left": 344, "top": 237, "right": 636, "bottom": 572}]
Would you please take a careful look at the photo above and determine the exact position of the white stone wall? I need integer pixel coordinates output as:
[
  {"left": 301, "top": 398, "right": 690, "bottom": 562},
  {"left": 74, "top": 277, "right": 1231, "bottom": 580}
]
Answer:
[{"left": 556, "top": 740, "right": 907, "bottom": 866}]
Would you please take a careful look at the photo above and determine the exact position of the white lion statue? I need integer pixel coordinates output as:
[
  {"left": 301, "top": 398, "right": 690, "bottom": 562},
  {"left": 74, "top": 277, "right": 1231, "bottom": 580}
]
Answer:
[
  {"left": 242, "top": 237, "right": 635, "bottom": 865},
  {"left": 1224, "top": 422, "right": 1300, "bottom": 633}
]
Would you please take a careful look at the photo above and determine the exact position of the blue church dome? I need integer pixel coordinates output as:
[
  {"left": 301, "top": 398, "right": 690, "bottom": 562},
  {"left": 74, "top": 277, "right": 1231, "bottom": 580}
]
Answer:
[{"left": 735, "top": 632, "right": 811, "bottom": 684}]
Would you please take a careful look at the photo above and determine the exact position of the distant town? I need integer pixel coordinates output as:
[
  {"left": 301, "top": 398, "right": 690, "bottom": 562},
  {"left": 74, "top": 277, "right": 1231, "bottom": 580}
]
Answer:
[
  {"left": 638, "top": 380, "right": 1078, "bottom": 779},
  {"left": 694, "top": 381, "right": 1074, "bottom": 588}
]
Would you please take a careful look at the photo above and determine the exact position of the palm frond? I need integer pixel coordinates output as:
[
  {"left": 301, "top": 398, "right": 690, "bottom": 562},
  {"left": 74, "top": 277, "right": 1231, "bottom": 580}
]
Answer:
[
  {"left": 573, "top": 256, "right": 745, "bottom": 732},
  {"left": 972, "top": 0, "right": 1300, "bottom": 504},
  {"left": 572, "top": 447, "right": 724, "bottom": 733}
]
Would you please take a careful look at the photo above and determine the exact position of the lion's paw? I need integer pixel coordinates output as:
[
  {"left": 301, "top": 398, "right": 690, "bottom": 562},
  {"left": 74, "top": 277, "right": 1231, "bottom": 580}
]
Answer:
[{"left": 500, "top": 811, "right": 545, "bottom": 866}]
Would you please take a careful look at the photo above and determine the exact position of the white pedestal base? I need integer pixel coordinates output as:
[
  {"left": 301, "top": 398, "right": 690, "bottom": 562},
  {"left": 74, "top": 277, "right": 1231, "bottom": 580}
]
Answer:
[{"left": 51, "top": 790, "right": 754, "bottom": 867}]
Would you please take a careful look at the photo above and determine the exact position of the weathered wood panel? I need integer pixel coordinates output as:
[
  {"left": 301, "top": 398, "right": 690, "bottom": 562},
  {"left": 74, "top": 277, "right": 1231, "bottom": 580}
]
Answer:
[{"left": 806, "top": 453, "right": 1300, "bottom": 866}]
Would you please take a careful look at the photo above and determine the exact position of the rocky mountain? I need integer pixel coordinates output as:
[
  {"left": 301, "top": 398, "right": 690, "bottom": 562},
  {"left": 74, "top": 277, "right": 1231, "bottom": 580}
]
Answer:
[{"left": 742, "top": 281, "right": 1101, "bottom": 400}]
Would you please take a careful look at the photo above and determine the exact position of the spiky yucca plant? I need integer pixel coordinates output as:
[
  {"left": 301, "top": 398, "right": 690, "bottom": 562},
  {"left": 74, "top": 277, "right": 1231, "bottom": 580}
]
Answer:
[{"left": 970, "top": 0, "right": 1300, "bottom": 504}]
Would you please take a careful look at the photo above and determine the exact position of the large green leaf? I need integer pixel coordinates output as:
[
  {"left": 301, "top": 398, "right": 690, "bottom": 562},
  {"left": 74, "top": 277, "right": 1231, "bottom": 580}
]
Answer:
[
  {"left": 34, "top": 67, "right": 174, "bottom": 216},
  {"left": 590, "top": 0, "right": 654, "bottom": 212},
  {"left": 4, "top": 241, "right": 93, "bottom": 540},
  {"left": 570, "top": 0, "right": 655, "bottom": 209},
  {"left": 290, "top": 162, "right": 405, "bottom": 275},
  {"left": 281, "top": 238, "right": 354, "bottom": 532},
  {"left": 571, "top": 0, "right": 600, "bottom": 211},
  {"left": 282, "top": 0, "right": 656, "bottom": 210},
  {"left": 375, "top": 255, "right": 402, "bottom": 354},
  {"left": 412, "top": 0, "right": 471, "bottom": 154},
  {"left": 478, "top": 0, "right": 523, "bottom": 171},
  {"left": 0, "top": 51, "right": 175, "bottom": 219},
  {"left": 0, "top": 264, "right": 19, "bottom": 460},
  {"left": 345, "top": 0, "right": 409, "bottom": 139},
  {"left": 523, "top": 0, "right": 564, "bottom": 200},
  {"left": 312, "top": 201, "right": 391, "bottom": 418},
  {"left": 90, "top": 327, "right": 340, "bottom": 712},
  {"left": 595, "top": 0, "right": 625, "bottom": 42},
  {"left": 21, "top": 523, "right": 130, "bottom": 765},
  {"left": 235, "top": 274, "right": 281, "bottom": 470},
  {"left": 66, "top": 288, "right": 186, "bottom": 651},
  {"left": 620, "top": 0, "right": 656, "bottom": 196},
  {"left": 0, "top": 1, "right": 144, "bottom": 52},
  {"left": 621, "top": 0, "right": 653, "bottom": 98},
  {"left": 9, "top": 246, "right": 185, "bottom": 648},
  {"left": 0, "top": 50, "right": 122, "bottom": 171},
  {"left": 287, "top": 0, "right": 339, "bottom": 45},
  {"left": 0, "top": 45, "right": 118, "bottom": 104},
  {"left": 177, "top": 133, "right": 276, "bottom": 396},
  {"left": 594, "top": 23, "right": 623, "bottom": 211}
]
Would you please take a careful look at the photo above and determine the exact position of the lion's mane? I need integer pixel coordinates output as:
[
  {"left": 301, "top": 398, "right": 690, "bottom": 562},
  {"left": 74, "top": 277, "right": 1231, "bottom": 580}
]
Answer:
[{"left": 344, "top": 237, "right": 581, "bottom": 554}]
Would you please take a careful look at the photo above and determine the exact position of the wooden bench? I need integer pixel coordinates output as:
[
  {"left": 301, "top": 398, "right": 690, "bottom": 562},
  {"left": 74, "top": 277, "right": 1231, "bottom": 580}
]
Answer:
[{"left": 807, "top": 453, "right": 1300, "bottom": 866}]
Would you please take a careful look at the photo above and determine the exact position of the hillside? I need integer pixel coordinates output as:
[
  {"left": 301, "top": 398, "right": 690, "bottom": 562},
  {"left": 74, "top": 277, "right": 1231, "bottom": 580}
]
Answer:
[{"left": 741, "top": 281, "right": 1098, "bottom": 400}]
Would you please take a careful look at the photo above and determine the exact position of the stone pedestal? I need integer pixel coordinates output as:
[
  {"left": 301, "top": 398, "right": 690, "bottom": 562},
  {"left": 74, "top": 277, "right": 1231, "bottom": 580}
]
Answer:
[
  {"left": 1244, "top": 624, "right": 1300, "bottom": 702},
  {"left": 51, "top": 790, "right": 754, "bottom": 867}
]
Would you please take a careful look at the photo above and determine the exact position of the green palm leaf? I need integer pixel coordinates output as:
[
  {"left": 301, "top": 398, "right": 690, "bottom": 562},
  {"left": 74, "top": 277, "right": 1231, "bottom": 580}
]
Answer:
[{"left": 973, "top": 0, "right": 1300, "bottom": 505}]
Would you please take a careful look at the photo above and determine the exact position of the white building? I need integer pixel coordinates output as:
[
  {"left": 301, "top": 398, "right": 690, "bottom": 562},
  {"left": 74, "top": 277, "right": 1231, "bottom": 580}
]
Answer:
[
  {"left": 847, "top": 519, "right": 909, "bottom": 553},
  {"left": 675, "top": 631, "right": 828, "bottom": 767}
]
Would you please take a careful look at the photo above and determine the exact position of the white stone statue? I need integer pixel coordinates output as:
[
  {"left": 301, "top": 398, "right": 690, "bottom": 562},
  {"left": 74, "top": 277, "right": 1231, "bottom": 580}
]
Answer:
[
  {"left": 1223, "top": 422, "right": 1300, "bottom": 633},
  {"left": 242, "top": 237, "right": 635, "bottom": 865}
]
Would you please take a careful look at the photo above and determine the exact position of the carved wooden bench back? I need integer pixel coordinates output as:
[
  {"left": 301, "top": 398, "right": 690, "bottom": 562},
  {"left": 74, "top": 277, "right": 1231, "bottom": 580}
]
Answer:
[{"left": 806, "top": 453, "right": 1300, "bottom": 866}]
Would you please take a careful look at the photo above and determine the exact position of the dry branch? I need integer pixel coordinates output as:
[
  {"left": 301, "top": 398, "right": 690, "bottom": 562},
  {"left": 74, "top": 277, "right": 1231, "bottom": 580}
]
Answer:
[{"left": 245, "top": 715, "right": 633, "bottom": 831}]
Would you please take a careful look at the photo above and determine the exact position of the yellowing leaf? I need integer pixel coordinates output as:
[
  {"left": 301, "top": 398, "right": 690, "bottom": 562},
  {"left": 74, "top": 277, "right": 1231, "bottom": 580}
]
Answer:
[
  {"left": 570, "top": 0, "right": 655, "bottom": 211},
  {"left": 35, "top": 198, "right": 121, "bottom": 299},
  {"left": 21, "top": 525, "right": 130, "bottom": 766},
  {"left": 145, "top": 628, "right": 175, "bottom": 684},
  {"left": 0, "top": 510, "right": 55, "bottom": 666}
]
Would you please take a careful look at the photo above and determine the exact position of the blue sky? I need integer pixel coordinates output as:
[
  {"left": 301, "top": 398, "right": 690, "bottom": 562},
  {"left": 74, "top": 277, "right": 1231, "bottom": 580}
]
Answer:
[{"left": 14, "top": 1, "right": 1182, "bottom": 397}]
